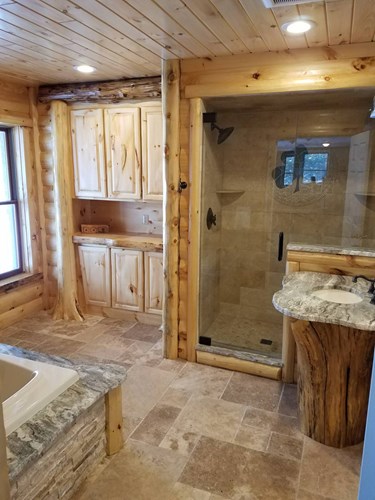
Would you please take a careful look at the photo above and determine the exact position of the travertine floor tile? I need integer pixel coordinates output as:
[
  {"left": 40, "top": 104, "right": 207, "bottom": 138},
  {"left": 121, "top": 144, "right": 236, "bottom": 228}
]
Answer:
[
  {"left": 234, "top": 424, "right": 270, "bottom": 452},
  {"left": 121, "top": 365, "right": 176, "bottom": 419},
  {"left": 158, "top": 358, "right": 187, "bottom": 374},
  {"left": 118, "top": 340, "right": 154, "bottom": 364},
  {"left": 267, "top": 432, "right": 303, "bottom": 461},
  {"left": 130, "top": 403, "right": 181, "bottom": 446},
  {"left": 173, "top": 482, "right": 211, "bottom": 499},
  {"left": 159, "top": 387, "right": 192, "bottom": 409},
  {"left": 74, "top": 439, "right": 187, "bottom": 500},
  {"left": 179, "top": 436, "right": 300, "bottom": 499},
  {"left": 242, "top": 406, "right": 300, "bottom": 438},
  {"left": 174, "top": 396, "right": 245, "bottom": 442},
  {"left": 75, "top": 342, "right": 123, "bottom": 361},
  {"left": 123, "top": 323, "right": 162, "bottom": 343},
  {"left": 221, "top": 371, "right": 282, "bottom": 410},
  {"left": 170, "top": 363, "right": 232, "bottom": 398},
  {"left": 278, "top": 383, "right": 298, "bottom": 417},
  {"left": 299, "top": 437, "right": 362, "bottom": 499},
  {"left": 297, "top": 489, "right": 335, "bottom": 500},
  {"left": 160, "top": 426, "right": 200, "bottom": 456},
  {"left": 36, "top": 337, "right": 84, "bottom": 357},
  {"left": 94, "top": 332, "right": 135, "bottom": 350},
  {"left": 6, "top": 330, "right": 48, "bottom": 345}
]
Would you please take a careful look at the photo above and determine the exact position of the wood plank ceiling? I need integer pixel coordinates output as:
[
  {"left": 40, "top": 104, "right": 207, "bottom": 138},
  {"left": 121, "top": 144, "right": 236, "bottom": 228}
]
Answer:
[{"left": 0, "top": 0, "right": 373, "bottom": 85}]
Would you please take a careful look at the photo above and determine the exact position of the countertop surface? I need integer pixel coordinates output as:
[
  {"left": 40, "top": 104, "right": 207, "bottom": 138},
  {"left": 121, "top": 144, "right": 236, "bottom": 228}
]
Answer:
[
  {"left": 1, "top": 344, "right": 127, "bottom": 482},
  {"left": 287, "top": 242, "right": 375, "bottom": 258},
  {"left": 73, "top": 232, "right": 163, "bottom": 252},
  {"left": 273, "top": 272, "right": 375, "bottom": 331}
]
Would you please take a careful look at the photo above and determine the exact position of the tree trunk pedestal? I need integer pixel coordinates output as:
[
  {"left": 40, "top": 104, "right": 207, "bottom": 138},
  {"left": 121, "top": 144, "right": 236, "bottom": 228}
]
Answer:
[{"left": 291, "top": 319, "right": 375, "bottom": 448}]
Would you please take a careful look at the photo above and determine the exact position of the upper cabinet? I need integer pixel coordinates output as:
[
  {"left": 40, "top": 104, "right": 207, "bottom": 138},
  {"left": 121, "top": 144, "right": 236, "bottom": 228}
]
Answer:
[
  {"left": 141, "top": 106, "right": 163, "bottom": 201},
  {"left": 71, "top": 104, "right": 162, "bottom": 201},
  {"left": 71, "top": 109, "right": 106, "bottom": 199},
  {"left": 105, "top": 108, "right": 141, "bottom": 200}
]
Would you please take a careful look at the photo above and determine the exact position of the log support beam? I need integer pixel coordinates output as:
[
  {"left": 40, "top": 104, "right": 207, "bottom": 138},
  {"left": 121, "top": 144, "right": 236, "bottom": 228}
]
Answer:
[{"left": 292, "top": 319, "right": 375, "bottom": 448}]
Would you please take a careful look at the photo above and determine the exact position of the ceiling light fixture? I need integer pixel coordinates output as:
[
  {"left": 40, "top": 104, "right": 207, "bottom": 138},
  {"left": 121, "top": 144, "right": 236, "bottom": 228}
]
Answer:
[
  {"left": 322, "top": 143, "right": 330, "bottom": 148},
  {"left": 74, "top": 65, "right": 96, "bottom": 73},
  {"left": 282, "top": 20, "right": 315, "bottom": 34}
]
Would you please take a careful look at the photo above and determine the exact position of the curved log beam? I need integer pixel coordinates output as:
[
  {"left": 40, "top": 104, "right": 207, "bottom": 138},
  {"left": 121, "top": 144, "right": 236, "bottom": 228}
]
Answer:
[{"left": 291, "top": 319, "right": 375, "bottom": 448}]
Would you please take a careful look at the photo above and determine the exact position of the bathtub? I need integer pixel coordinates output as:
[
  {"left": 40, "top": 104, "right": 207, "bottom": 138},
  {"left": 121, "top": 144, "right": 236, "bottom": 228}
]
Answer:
[{"left": 0, "top": 353, "right": 79, "bottom": 436}]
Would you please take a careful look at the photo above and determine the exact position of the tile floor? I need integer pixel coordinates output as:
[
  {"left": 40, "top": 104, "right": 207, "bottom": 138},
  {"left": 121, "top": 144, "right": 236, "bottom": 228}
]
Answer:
[{"left": 0, "top": 312, "right": 363, "bottom": 500}]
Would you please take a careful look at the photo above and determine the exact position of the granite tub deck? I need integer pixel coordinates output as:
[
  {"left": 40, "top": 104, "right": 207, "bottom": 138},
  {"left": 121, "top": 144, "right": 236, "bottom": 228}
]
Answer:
[
  {"left": 273, "top": 271, "right": 375, "bottom": 448},
  {"left": 273, "top": 271, "right": 375, "bottom": 331},
  {"left": 1, "top": 344, "right": 127, "bottom": 484},
  {"left": 287, "top": 242, "right": 375, "bottom": 258}
]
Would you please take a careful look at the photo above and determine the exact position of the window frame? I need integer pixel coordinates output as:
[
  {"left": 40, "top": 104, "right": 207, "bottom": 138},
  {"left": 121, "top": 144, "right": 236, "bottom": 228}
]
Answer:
[{"left": 0, "top": 127, "right": 23, "bottom": 280}]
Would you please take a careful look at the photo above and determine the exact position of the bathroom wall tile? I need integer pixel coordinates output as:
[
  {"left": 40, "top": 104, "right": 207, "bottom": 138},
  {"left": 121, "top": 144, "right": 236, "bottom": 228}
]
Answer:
[
  {"left": 267, "top": 432, "right": 303, "bottom": 461},
  {"left": 179, "top": 436, "right": 299, "bottom": 499},
  {"left": 130, "top": 404, "right": 181, "bottom": 446},
  {"left": 299, "top": 438, "right": 362, "bottom": 499},
  {"left": 173, "top": 396, "right": 245, "bottom": 443},
  {"left": 170, "top": 363, "right": 232, "bottom": 399},
  {"left": 242, "top": 407, "right": 301, "bottom": 438},
  {"left": 234, "top": 425, "right": 270, "bottom": 451},
  {"left": 221, "top": 372, "right": 282, "bottom": 411},
  {"left": 159, "top": 426, "right": 200, "bottom": 456}
]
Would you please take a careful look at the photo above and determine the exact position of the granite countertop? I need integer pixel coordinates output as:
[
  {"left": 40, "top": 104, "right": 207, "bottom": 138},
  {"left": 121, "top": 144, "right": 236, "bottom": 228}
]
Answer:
[
  {"left": 72, "top": 232, "right": 163, "bottom": 252},
  {"left": 287, "top": 242, "right": 375, "bottom": 258},
  {"left": 1, "top": 344, "right": 127, "bottom": 482},
  {"left": 272, "top": 272, "right": 375, "bottom": 331}
]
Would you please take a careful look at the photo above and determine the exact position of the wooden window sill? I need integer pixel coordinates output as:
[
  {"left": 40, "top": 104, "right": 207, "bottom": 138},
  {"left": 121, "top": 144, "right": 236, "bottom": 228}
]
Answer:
[{"left": 0, "top": 272, "right": 43, "bottom": 294}]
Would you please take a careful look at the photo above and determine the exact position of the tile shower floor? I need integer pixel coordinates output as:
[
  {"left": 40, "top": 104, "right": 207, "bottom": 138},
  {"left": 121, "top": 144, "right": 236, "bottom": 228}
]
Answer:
[{"left": 0, "top": 312, "right": 362, "bottom": 500}]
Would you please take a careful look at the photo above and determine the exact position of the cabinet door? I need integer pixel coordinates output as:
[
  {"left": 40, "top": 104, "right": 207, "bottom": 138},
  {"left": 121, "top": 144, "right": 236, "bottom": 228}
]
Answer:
[
  {"left": 144, "top": 251, "right": 163, "bottom": 315},
  {"left": 105, "top": 108, "right": 141, "bottom": 200},
  {"left": 71, "top": 109, "right": 106, "bottom": 198},
  {"left": 111, "top": 248, "right": 143, "bottom": 311},
  {"left": 141, "top": 106, "right": 163, "bottom": 200},
  {"left": 78, "top": 245, "right": 111, "bottom": 306}
]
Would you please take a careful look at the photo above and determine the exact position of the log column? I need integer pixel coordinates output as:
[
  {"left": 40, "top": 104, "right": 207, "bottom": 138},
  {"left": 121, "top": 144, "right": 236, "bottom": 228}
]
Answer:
[
  {"left": 51, "top": 101, "right": 83, "bottom": 321},
  {"left": 291, "top": 319, "right": 375, "bottom": 448}
]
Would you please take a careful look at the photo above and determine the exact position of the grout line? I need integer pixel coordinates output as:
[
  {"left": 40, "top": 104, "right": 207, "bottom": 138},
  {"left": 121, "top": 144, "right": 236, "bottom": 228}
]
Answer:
[
  {"left": 265, "top": 430, "right": 273, "bottom": 452},
  {"left": 276, "top": 382, "right": 285, "bottom": 413},
  {"left": 218, "top": 369, "right": 234, "bottom": 400},
  {"left": 294, "top": 435, "right": 306, "bottom": 500}
]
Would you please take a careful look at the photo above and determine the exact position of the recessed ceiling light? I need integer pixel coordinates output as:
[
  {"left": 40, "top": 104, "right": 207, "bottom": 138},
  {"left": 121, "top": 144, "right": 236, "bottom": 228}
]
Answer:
[
  {"left": 74, "top": 65, "right": 96, "bottom": 73},
  {"left": 322, "top": 142, "right": 330, "bottom": 147},
  {"left": 282, "top": 20, "right": 315, "bottom": 34}
]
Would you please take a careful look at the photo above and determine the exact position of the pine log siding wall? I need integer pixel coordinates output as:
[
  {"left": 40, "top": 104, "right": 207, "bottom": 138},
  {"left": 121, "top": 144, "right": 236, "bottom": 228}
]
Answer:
[
  {"left": 0, "top": 81, "right": 45, "bottom": 328},
  {"left": 37, "top": 103, "right": 57, "bottom": 309}
]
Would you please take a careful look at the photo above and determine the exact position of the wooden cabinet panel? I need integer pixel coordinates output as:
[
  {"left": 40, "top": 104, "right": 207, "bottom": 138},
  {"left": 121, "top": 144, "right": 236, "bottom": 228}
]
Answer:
[
  {"left": 141, "top": 106, "right": 163, "bottom": 200},
  {"left": 144, "top": 251, "right": 163, "bottom": 315},
  {"left": 78, "top": 245, "right": 110, "bottom": 306},
  {"left": 111, "top": 248, "right": 143, "bottom": 311},
  {"left": 71, "top": 109, "right": 106, "bottom": 198},
  {"left": 105, "top": 108, "right": 141, "bottom": 200}
]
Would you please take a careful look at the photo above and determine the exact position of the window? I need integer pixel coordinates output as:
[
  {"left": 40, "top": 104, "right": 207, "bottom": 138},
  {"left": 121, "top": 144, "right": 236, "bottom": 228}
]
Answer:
[
  {"left": 282, "top": 151, "right": 328, "bottom": 187},
  {"left": 0, "top": 128, "right": 23, "bottom": 280}
]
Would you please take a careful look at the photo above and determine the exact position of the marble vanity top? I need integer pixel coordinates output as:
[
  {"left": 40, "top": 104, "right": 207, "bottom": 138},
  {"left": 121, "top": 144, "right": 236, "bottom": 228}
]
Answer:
[
  {"left": 273, "top": 272, "right": 375, "bottom": 331},
  {"left": 0, "top": 344, "right": 127, "bottom": 482}
]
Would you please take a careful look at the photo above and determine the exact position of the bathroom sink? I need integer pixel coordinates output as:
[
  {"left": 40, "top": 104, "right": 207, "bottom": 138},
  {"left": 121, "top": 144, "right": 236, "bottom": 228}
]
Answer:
[{"left": 311, "top": 288, "right": 362, "bottom": 304}]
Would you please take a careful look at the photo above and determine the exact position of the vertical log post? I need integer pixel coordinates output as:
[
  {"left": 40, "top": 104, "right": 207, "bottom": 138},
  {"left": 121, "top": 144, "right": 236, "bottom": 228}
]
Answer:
[
  {"left": 50, "top": 101, "right": 83, "bottom": 321},
  {"left": 162, "top": 60, "right": 180, "bottom": 360}
]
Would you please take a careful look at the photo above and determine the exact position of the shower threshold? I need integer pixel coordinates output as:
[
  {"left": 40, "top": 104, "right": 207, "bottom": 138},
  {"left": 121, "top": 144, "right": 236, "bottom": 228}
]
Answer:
[{"left": 196, "top": 343, "right": 283, "bottom": 368}]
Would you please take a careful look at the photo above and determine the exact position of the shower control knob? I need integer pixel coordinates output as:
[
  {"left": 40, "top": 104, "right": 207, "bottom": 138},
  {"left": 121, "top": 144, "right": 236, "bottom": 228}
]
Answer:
[
  {"left": 178, "top": 180, "right": 188, "bottom": 192},
  {"left": 207, "top": 207, "right": 217, "bottom": 230}
]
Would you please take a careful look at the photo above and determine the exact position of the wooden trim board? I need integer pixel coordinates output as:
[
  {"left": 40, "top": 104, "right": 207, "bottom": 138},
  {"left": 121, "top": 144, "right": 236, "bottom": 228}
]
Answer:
[
  {"left": 197, "top": 351, "right": 282, "bottom": 381},
  {"left": 105, "top": 386, "right": 123, "bottom": 456}
]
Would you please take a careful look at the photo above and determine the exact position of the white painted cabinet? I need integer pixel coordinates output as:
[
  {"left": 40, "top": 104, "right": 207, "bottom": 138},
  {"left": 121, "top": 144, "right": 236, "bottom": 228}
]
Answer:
[
  {"left": 71, "top": 109, "right": 106, "bottom": 198},
  {"left": 111, "top": 248, "right": 143, "bottom": 311},
  {"left": 141, "top": 106, "right": 163, "bottom": 200},
  {"left": 144, "top": 251, "right": 163, "bottom": 315},
  {"left": 105, "top": 108, "right": 141, "bottom": 199},
  {"left": 78, "top": 245, "right": 111, "bottom": 306}
]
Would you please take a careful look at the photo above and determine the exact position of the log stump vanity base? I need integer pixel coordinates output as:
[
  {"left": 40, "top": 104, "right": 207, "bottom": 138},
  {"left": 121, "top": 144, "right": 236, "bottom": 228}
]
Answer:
[{"left": 291, "top": 319, "right": 375, "bottom": 448}]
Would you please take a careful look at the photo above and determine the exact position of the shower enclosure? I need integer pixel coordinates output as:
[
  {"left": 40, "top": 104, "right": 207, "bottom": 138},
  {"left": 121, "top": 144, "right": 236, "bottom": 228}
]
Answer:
[{"left": 197, "top": 89, "right": 375, "bottom": 364}]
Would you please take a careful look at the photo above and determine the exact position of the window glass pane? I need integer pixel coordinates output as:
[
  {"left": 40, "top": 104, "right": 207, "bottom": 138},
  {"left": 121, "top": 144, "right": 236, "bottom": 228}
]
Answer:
[
  {"left": 303, "top": 153, "right": 328, "bottom": 183},
  {"left": 0, "top": 131, "right": 11, "bottom": 202},
  {"left": 0, "top": 204, "right": 20, "bottom": 275},
  {"left": 284, "top": 156, "right": 295, "bottom": 186}
]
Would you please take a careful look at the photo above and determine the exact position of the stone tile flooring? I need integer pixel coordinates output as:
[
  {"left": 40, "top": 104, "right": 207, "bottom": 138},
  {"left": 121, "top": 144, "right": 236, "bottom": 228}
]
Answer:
[{"left": 0, "top": 312, "right": 363, "bottom": 500}]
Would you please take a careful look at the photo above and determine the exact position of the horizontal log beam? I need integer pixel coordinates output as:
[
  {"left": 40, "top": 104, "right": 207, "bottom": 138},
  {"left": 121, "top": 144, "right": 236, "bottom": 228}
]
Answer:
[{"left": 38, "top": 76, "right": 161, "bottom": 104}]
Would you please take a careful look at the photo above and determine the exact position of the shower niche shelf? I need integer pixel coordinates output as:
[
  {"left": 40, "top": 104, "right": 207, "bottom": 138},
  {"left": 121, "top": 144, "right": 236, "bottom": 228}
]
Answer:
[{"left": 216, "top": 190, "right": 245, "bottom": 195}]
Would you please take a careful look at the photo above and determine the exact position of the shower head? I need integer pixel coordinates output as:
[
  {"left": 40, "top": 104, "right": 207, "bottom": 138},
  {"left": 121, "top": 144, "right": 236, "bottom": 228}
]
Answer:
[{"left": 210, "top": 122, "right": 234, "bottom": 144}]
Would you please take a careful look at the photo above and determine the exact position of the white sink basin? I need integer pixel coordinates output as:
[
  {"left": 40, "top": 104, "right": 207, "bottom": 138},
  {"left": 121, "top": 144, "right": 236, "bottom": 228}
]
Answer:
[{"left": 311, "top": 288, "right": 363, "bottom": 304}]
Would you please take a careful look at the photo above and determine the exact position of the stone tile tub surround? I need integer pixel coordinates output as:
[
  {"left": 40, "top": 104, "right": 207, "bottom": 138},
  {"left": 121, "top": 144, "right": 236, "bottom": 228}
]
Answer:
[
  {"left": 0, "top": 343, "right": 127, "bottom": 486},
  {"left": 273, "top": 271, "right": 375, "bottom": 330}
]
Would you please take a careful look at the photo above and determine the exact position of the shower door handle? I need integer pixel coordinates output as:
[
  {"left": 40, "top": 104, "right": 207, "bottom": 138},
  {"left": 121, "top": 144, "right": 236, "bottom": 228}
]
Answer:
[{"left": 278, "top": 232, "right": 284, "bottom": 262}]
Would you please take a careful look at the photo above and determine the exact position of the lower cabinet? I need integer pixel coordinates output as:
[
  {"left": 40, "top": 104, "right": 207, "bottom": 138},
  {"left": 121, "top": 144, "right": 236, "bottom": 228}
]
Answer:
[
  {"left": 78, "top": 245, "right": 111, "bottom": 307},
  {"left": 111, "top": 248, "right": 144, "bottom": 312},
  {"left": 78, "top": 245, "right": 163, "bottom": 316}
]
